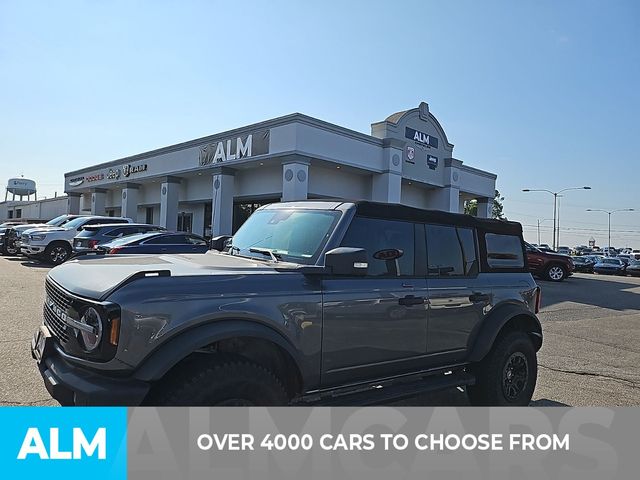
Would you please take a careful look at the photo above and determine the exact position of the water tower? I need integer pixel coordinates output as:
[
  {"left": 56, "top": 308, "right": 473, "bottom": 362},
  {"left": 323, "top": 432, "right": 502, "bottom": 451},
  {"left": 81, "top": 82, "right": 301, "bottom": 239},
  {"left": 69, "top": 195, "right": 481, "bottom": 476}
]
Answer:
[{"left": 5, "top": 177, "right": 37, "bottom": 201}]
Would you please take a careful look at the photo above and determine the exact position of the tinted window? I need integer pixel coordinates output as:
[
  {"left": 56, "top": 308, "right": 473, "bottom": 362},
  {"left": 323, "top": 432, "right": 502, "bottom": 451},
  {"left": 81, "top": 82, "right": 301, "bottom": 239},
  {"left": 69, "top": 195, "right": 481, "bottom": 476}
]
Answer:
[
  {"left": 340, "top": 217, "right": 415, "bottom": 277},
  {"left": 486, "top": 233, "right": 524, "bottom": 268},
  {"left": 146, "top": 235, "right": 187, "bottom": 245},
  {"left": 186, "top": 235, "right": 207, "bottom": 245},
  {"left": 105, "top": 227, "right": 134, "bottom": 237},
  {"left": 426, "top": 225, "right": 477, "bottom": 276}
]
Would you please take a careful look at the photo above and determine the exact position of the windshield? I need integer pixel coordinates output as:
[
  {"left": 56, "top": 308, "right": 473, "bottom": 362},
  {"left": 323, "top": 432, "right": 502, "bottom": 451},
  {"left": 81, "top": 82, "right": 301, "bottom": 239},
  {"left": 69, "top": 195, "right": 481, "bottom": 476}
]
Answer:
[
  {"left": 46, "top": 214, "right": 70, "bottom": 226},
  {"left": 602, "top": 259, "right": 619, "bottom": 265},
  {"left": 230, "top": 209, "right": 341, "bottom": 264}
]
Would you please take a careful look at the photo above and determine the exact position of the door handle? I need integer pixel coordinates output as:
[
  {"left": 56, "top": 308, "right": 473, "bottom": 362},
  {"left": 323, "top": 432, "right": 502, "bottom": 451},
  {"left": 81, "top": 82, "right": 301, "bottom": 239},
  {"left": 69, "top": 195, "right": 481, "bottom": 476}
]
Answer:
[
  {"left": 468, "top": 293, "right": 491, "bottom": 303},
  {"left": 398, "top": 295, "right": 425, "bottom": 306}
]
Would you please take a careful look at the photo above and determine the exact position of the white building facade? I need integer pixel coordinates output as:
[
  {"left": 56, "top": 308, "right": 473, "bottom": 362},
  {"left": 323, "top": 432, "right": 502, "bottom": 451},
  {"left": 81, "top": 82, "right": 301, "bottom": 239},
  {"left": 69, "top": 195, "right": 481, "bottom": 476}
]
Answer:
[{"left": 60, "top": 102, "right": 497, "bottom": 236}]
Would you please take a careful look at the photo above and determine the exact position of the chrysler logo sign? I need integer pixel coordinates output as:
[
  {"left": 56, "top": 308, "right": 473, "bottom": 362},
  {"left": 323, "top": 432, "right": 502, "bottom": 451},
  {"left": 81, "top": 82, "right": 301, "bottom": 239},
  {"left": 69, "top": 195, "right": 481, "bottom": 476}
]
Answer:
[{"left": 68, "top": 176, "right": 85, "bottom": 187}]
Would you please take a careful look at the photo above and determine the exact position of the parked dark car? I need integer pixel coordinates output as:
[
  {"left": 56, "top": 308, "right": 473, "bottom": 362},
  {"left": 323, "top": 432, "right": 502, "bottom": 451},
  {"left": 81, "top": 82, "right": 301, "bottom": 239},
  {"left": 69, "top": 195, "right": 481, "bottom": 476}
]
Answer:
[
  {"left": 99, "top": 231, "right": 209, "bottom": 255},
  {"left": 32, "top": 200, "right": 542, "bottom": 407},
  {"left": 571, "top": 256, "right": 594, "bottom": 273},
  {"left": 626, "top": 260, "right": 640, "bottom": 277},
  {"left": 525, "top": 242, "right": 575, "bottom": 281},
  {"left": 73, "top": 223, "right": 166, "bottom": 253},
  {"left": 593, "top": 258, "right": 626, "bottom": 275}
]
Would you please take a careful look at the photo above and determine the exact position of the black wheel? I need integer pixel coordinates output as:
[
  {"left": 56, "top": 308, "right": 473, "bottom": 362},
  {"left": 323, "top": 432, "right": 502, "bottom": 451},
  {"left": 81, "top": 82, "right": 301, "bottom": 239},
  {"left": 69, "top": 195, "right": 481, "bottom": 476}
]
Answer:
[
  {"left": 45, "top": 243, "right": 71, "bottom": 265},
  {"left": 467, "top": 331, "right": 537, "bottom": 406},
  {"left": 149, "top": 356, "right": 289, "bottom": 406},
  {"left": 545, "top": 264, "right": 566, "bottom": 282}
]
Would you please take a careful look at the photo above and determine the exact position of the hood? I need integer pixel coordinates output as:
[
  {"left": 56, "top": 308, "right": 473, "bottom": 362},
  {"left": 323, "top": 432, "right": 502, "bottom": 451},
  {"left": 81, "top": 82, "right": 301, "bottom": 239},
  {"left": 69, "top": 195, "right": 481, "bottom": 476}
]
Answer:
[
  {"left": 24, "top": 226, "right": 67, "bottom": 235},
  {"left": 48, "top": 251, "right": 283, "bottom": 300},
  {"left": 14, "top": 224, "right": 59, "bottom": 234}
]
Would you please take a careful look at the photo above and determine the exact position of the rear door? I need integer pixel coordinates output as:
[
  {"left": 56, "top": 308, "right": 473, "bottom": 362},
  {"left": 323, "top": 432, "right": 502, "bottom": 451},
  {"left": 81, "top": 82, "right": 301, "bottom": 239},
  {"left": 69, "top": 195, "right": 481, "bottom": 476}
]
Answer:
[
  {"left": 425, "top": 224, "right": 489, "bottom": 358},
  {"left": 525, "top": 243, "right": 545, "bottom": 274},
  {"left": 321, "top": 216, "right": 428, "bottom": 387}
]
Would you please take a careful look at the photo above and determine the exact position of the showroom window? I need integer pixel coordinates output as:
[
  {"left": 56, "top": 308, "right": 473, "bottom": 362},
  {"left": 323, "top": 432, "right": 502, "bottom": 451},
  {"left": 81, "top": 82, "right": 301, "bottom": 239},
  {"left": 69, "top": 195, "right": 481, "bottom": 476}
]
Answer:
[
  {"left": 340, "top": 216, "right": 415, "bottom": 277},
  {"left": 425, "top": 225, "right": 478, "bottom": 276}
]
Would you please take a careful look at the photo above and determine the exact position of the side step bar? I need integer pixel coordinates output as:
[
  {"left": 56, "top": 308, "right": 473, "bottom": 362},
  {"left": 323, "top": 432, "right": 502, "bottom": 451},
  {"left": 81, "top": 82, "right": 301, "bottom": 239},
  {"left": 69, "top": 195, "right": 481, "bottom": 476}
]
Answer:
[{"left": 297, "top": 369, "right": 475, "bottom": 406}]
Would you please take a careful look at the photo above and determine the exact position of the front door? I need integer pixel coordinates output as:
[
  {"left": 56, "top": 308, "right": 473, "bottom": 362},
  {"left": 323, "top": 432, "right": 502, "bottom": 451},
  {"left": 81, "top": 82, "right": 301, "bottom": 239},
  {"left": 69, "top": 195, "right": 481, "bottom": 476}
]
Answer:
[
  {"left": 424, "top": 224, "right": 489, "bottom": 358},
  {"left": 321, "top": 216, "right": 428, "bottom": 387},
  {"left": 177, "top": 212, "right": 193, "bottom": 233}
]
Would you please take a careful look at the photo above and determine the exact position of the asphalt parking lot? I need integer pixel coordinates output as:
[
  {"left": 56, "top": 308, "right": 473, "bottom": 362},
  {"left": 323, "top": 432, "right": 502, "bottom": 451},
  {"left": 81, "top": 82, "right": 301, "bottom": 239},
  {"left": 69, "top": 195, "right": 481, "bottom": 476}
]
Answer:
[{"left": 0, "top": 255, "right": 638, "bottom": 406}]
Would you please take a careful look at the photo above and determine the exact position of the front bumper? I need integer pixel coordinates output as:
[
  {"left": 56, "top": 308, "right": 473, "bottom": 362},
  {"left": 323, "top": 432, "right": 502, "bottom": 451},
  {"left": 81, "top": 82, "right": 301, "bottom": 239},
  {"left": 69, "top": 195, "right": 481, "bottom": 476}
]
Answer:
[
  {"left": 21, "top": 244, "right": 45, "bottom": 255},
  {"left": 32, "top": 334, "right": 150, "bottom": 406}
]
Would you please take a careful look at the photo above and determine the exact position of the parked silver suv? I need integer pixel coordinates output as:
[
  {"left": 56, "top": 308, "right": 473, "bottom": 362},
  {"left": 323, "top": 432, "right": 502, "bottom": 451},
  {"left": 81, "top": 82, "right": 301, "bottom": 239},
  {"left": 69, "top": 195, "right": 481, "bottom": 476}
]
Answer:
[{"left": 32, "top": 201, "right": 542, "bottom": 406}]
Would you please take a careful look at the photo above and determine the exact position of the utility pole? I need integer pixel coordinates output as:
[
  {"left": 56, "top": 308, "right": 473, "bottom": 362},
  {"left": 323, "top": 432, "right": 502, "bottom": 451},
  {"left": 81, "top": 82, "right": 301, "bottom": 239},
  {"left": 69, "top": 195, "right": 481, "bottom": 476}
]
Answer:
[{"left": 586, "top": 208, "right": 634, "bottom": 254}]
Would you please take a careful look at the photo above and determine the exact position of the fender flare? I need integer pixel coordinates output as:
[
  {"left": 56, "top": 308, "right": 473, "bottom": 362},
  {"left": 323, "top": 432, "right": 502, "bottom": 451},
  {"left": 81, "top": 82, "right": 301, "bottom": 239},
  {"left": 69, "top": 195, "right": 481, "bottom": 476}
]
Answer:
[
  {"left": 467, "top": 303, "right": 542, "bottom": 362},
  {"left": 132, "top": 320, "right": 305, "bottom": 384}
]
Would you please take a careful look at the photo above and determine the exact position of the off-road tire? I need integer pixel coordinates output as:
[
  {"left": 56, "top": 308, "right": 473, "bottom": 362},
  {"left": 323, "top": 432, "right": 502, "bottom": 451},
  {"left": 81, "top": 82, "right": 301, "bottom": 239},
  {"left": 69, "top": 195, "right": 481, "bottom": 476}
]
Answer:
[
  {"left": 45, "top": 242, "right": 71, "bottom": 265},
  {"left": 149, "top": 356, "right": 289, "bottom": 406},
  {"left": 544, "top": 264, "right": 567, "bottom": 282},
  {"left": 467, "top": 331, "right": 537, "bottom": 406}
]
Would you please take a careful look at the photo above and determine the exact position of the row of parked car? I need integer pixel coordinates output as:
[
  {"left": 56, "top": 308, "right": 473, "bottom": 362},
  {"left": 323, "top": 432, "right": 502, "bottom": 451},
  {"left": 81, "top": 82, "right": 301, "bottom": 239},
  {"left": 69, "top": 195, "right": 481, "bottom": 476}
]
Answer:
[
  {"left": 0, "top": 215, "right": 210, "bottom": 264},
  {"left": 572, "top": 254, "right": 640, "bottom": 276}
]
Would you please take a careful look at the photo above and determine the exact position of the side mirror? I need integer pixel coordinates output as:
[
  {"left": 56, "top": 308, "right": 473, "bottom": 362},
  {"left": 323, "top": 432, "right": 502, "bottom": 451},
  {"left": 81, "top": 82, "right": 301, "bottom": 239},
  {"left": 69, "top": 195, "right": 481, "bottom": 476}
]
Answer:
[
  {"left": 210, "top": 235, "right": 232, "bottom": 251},
  {"left": 324, "top": 247, "right": 368, "bottom": 276}
]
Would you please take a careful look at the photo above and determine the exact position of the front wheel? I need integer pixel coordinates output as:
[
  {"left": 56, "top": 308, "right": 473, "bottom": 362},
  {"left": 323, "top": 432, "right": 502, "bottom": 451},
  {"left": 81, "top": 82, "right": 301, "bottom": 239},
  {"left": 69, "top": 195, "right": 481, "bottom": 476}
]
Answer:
[
  {"left": 149, "top": 356, "right": 289, "bottom": 406},
  {"left": 4, "top": 241, "right": 18, "bottom": 255},
  {"left": 467, "top": 331, "right": 537, "bottom": 406},
  {"left": 45, "top": 243, "right": 71, "bottom": 265},
  {"left": 545, "top": 264, "right": 566, "bottom": 282}
]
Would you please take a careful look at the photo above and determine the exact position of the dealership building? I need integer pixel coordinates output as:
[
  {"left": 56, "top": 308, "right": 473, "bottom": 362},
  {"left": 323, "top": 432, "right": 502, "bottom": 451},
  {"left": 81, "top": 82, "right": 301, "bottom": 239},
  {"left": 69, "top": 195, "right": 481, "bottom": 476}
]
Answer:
[{"left": 61, "top": 102, "right": 497, "bottom": 237}]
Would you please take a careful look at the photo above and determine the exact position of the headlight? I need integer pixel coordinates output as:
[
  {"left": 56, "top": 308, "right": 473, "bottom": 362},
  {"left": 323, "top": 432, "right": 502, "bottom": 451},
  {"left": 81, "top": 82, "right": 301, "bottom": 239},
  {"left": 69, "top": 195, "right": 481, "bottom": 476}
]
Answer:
[
  {"left": 31, "top": 234, "right": 46, "bottom": 241},
  {"left": 77, "top": 307, "right": 103, "bottom": 351}
]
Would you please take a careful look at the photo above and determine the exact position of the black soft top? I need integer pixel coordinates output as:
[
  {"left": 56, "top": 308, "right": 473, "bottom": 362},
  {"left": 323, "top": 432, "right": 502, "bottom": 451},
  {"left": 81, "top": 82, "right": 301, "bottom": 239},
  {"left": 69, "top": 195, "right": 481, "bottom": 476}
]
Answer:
[
  {"left": 265, "top": 200, "right": 523, "bottom": 236},
  {"left": 354, "top": 201, "right": 522, "bottom": 236}
]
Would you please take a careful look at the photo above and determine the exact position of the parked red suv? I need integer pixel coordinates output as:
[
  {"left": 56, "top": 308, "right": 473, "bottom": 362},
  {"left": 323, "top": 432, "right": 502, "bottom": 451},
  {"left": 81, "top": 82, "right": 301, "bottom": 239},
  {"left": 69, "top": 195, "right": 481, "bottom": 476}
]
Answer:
[{"left": 525, "top": 242, "right": 574, "bottom": 282}]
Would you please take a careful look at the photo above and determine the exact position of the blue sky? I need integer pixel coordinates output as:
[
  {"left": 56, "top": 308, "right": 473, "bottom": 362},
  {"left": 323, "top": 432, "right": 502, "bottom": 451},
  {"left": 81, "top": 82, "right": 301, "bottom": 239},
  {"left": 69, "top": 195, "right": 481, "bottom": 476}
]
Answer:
[{"left": 1, "top": 0, "right": 638, "bottom": 246}]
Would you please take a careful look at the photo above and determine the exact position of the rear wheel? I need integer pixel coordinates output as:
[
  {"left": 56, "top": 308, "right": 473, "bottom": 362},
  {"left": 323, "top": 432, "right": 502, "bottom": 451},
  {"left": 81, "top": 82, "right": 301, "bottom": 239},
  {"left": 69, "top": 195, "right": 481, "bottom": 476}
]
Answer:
[
  {"left": 149, "top": 356, "right": 289, "bottom": 406},
  {"left": 467, "top": 331, "right": 537, "bottom": 406},
  {"left": 545, "top": 264, "right": 566, "bottom": 282},
  {"left": 45, "top": 243, "right": 71, "bottom": 265}
]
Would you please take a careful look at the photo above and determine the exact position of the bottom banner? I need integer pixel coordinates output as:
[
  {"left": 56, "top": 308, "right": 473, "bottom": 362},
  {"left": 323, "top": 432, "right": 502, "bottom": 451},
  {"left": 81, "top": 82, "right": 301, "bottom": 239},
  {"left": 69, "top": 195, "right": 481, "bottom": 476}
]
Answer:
[
  {"left": 126, "top": 407, "right": 637, "bottom": 480},
  {"left": 1, "top": 407, "right": 638, "bottom": 479}
]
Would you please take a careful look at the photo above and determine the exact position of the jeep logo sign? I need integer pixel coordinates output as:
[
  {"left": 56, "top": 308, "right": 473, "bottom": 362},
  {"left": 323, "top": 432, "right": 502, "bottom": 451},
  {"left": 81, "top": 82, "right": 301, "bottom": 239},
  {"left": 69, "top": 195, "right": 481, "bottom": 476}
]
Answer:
[{"left": 199, "top": 130, "right": 270, "bottom": 167}]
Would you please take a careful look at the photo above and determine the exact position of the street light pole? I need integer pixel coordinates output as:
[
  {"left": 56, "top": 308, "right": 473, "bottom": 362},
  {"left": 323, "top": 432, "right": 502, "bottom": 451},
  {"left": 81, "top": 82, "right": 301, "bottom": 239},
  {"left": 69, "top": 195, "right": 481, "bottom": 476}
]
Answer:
[
  {"left": 586, "top": 208, "right": 635, "bottom": 253},
  {"left": 537, "top": 218, "right": 552, "bottom": 245},
  {"left": 523, "top": 186, "right": 591, "bottom": 251}
]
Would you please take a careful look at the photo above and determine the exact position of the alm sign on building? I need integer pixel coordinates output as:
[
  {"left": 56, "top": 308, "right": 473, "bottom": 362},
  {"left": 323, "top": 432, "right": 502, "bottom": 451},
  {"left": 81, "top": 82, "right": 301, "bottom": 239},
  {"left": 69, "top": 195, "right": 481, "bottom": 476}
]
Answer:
[{"left": 199, "top": 130, "right": 270, "bottom": 166}]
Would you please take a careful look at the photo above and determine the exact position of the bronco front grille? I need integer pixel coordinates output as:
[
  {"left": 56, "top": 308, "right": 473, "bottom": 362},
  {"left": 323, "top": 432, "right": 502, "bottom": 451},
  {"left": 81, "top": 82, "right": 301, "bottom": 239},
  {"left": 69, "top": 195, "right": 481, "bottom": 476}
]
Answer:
[{"left": 43, "top": 279, "right": 75, "bottom": 344}]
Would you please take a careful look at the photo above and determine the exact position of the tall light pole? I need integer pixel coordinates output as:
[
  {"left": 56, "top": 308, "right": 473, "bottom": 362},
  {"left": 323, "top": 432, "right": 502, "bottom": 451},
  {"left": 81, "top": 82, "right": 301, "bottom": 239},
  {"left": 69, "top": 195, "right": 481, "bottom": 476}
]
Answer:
[
  {"left": 537, "top": 218, "right": 553, "bottom": 245},
  {"left": 522, "top": 186, "right": 591, "bottom": 250},
  {"left": 586, "top": 208, "right": 634, "bottom": 253}
]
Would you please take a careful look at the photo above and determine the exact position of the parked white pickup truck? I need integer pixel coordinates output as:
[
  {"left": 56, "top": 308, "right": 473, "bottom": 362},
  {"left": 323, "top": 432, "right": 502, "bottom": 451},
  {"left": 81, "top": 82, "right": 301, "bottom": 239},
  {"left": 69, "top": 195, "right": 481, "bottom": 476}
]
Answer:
[{"left": 21, "top": 216, "right": 132, "bottom": 264}]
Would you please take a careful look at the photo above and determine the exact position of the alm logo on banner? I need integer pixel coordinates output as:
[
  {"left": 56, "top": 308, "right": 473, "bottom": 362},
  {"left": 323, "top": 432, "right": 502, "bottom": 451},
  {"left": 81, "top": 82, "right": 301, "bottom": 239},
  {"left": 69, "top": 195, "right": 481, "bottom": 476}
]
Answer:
[
  {"left": 0, "top": 407, "right": 126, "bottom": 479},
  {"left": 17, "top": 427, "right": 106, "bottom": 460}
]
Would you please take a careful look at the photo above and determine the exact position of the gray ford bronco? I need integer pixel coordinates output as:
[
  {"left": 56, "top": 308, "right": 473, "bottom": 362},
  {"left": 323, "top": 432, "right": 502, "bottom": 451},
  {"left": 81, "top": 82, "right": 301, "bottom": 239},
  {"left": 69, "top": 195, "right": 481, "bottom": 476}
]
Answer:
[{"left": 32, "top": 200, "right": 542, "bottom": 406}]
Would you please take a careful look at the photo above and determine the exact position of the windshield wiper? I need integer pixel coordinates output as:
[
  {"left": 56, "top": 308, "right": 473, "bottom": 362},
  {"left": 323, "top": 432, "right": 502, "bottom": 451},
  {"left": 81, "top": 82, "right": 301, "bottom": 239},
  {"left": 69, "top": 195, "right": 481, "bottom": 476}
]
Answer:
[{"left": 249, "top": 247, "right": 281, "bottom": 262}]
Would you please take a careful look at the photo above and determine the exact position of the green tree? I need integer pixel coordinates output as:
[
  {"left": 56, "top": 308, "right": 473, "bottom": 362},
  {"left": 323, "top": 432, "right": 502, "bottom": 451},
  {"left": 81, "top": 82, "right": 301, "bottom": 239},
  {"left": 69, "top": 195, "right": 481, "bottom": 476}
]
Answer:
[{"left": 464, "top": 190, "right": 506, "bottom": 219}]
